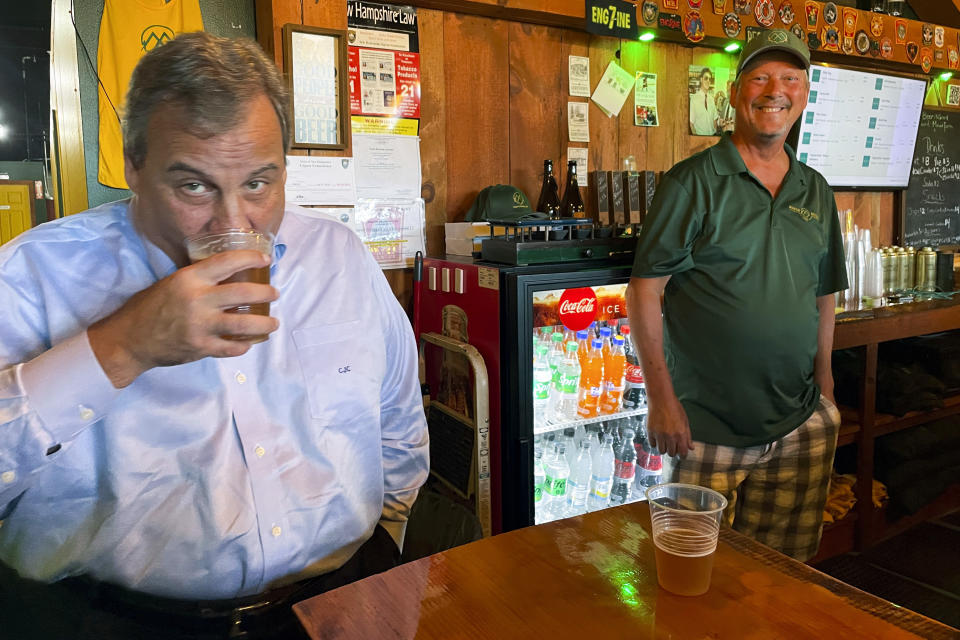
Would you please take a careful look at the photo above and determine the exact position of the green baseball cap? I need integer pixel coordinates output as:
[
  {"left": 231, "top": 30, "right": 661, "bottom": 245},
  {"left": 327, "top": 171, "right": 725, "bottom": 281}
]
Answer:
[
  {"left": 736, "top": 29, "right": 810, "bottom": 79},
  {"left": 464, "top": 185, "right": 549, "bottom": 222}
]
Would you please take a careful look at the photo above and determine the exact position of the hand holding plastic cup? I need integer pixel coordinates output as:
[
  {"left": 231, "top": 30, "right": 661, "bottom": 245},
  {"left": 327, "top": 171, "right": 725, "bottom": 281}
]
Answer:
[
  {"left": 184, "top": 228, "right": 274, "bottom": 343},
  {"left": 646, "top": 483, "right": 728, "bottom": 596}
]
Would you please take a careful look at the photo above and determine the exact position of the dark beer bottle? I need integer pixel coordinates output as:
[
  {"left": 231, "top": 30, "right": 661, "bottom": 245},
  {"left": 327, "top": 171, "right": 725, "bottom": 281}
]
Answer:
[
  {"left": 560, "top": 160, "right": 586, "bottom": 218},
  {"left": 536, "top": 159, "right": 562, "bottom": 219}
]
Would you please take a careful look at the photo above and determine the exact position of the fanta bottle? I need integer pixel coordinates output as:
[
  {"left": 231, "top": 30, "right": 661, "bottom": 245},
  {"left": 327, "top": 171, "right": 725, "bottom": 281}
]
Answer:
[
  {"left": 599, "top": 326, "right": 613, "bottom": 359},
  {"left": 600, "top": 335, "right": 626, "bottom": 415},
  {"left": 577, "top": 338, "right": 604, "bottom": 419},
  {"left": 575, "top": 330, "right": 590, "bottom": 366}
]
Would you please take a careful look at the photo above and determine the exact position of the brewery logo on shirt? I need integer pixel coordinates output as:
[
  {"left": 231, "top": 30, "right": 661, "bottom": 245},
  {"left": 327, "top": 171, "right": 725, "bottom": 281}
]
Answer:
[
  {"left": 141, "top": 25, "right": 175, "bottom": 52},
  {"left": 557, "top": 287, "right": 598, "bottom": 332},
  {"left": 789, "top": 205, "right": 820, "bottom": 222}
]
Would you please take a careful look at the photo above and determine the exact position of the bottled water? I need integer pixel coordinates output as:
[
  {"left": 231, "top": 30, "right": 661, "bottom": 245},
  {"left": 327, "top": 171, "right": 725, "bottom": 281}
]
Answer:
[
  {"left": 565, "top": 439, "right": 593, "bottom": 516},
  {"left": 587, "top": 433, "right": 615, "bottom": 512},
  {"left": 533, "top": 344, "right": 552, "bottom": 428}
]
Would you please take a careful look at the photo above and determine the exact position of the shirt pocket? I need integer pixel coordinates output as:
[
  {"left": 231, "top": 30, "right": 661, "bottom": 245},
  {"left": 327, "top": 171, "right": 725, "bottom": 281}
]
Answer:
[{"left": 292, "top": 320, "right": 381, "bottom": 424}]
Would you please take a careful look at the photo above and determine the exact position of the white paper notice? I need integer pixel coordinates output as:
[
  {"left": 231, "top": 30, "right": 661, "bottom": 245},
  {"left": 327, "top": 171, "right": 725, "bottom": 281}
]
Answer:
[
  {"left": 354, "top": 199, "right": 426, "bottom": 269},
  {"left": 353, "top": 134, "right": 422, "bottom": 200},
  {"left": 568, "top": 102, "right": 590, "bottom": 142},
  {"left": 568, "top": 55, "right": 591, "bottom": 97},
  {"left": 567, "top": 148, "right": 589, "bottom": 187},
  {"left": 591, "top": 61, "right": 636, "bottom": 117},
  {"left": 285, "top": 156, "right": 357, "bottom": 206}
]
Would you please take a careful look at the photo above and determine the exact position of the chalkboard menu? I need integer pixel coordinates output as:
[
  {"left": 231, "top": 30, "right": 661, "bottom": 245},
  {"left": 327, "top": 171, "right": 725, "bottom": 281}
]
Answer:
[{"left": 904, "top": 109, "right": 960, "bottom": 248}]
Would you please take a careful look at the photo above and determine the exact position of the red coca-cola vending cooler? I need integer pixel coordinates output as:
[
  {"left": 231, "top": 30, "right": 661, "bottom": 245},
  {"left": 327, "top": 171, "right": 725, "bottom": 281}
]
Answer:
[{"left": 418, "top": 256, "right": 648, "bottom": 534}]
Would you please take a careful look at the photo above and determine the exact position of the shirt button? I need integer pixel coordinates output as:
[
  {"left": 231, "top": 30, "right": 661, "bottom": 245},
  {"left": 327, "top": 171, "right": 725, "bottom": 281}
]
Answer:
[
  {"left": 254, "top": 445, "right": 266, "bottom": 458},
  {"left": 271, "top": 525, "right": 282, "bottom": 537},
  {"left": 78, "top": 406, "right": 94, "bottom": 421},
  {"left": 1, "top": 471, "right": 14, "bottom": 484},
  {"left": 235, "top": 372, "right": 247, "bottom": 384}
]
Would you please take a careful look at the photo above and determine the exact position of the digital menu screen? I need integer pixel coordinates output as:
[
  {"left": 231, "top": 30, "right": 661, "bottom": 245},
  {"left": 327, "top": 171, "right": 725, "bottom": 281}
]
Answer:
[{"left": 793, "top": 64, "right": 927, "bottom": 189}]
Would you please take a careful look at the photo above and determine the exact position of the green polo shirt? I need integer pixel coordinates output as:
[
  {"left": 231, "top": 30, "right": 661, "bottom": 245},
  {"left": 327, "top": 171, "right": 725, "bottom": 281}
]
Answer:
[{"left": 632, "top": 135, "right": 847, "bottom": 447}]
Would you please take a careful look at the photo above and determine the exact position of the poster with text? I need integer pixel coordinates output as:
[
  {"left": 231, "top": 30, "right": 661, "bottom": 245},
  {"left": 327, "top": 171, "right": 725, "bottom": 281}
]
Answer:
[
  {"left": 688, "top": 65, "right": 735, "bottom": 136},
  {"left": 348, "top": 1, "right": 421, "bottom": 135},
  {"left": 634, "top": 72, "right": 659, "bottom": 127}
]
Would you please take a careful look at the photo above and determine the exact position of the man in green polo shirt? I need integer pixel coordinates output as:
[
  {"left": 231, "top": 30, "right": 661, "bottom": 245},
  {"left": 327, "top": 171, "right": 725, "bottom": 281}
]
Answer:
[{"left": 626, "top": 29, "right": 847, "bottom": 561}]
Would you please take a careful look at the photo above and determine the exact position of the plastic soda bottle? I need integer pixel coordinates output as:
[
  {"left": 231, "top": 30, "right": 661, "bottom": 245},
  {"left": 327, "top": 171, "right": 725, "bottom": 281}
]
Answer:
[
  {"left": 565, "top": 439, "right": 593, "bottom": 516},
  {"left": 575, "top": 330, "right": 590, "bottom": 366},
  {"left": 543, "top": 441, "right": 570, "bottom": 520},
  {"left": 587, "top": 433, "right": 615, "bottom": 512},
  {"left": 599, "top": 334, "right": 626, "bottom": 415},
  {"left": 556, "top": 342, "right": 581, "bottom": 422},
  {"left": 610, "top": 427, "right": 637, "bottom": 505},
  {"left": 533, "top": 344, "right": 553, "bottom": 428},
  {"left": 533, "top": 446, "right": 547, "bottom": 523},
  {"left": 577, "top": 338, "right": 604, "bottom": 419},
  {"left": 599, "top": 326, "right": 613, "bottom": 359},
  {"left": 621, "top": 327, "right": 647, "bottom": 411}
]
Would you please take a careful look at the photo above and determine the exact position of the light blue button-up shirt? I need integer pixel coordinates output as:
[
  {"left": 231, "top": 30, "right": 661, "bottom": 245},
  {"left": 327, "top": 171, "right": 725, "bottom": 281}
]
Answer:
[{"left": 0, "top": 200, "right": 429, "bottom": 599}]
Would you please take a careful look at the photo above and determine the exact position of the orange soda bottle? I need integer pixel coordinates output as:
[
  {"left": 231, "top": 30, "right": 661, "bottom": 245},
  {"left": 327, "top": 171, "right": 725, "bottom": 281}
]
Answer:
[
  {"left": 599, "top": 334, "right": 626, "bottom": 415},
  {"left": 575, "top": 330, "right": 590, "bottom": 367},
  {"left": 577, "top": 338, "right": 604, "bottom": 419},
  {"left": 599, "top": 326, "right": 613, "bottom": 359}
]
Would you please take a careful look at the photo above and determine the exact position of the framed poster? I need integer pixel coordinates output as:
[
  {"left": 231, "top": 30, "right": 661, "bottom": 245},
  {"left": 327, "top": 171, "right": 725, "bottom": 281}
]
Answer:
[{"left": 283, "top": 24, "right": 350, "bottom": 149}]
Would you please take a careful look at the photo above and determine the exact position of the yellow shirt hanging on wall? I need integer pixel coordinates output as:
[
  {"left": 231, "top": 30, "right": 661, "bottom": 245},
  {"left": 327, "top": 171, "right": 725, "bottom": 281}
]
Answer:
[{"left": 97, "top": 0, "right": 204, "bottom": 188}]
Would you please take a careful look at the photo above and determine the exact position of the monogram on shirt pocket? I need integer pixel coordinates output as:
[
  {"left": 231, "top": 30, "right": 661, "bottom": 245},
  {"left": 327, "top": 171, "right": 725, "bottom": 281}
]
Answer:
[{"left": 293, "top": 320, "right": 380, "bottom": 423}]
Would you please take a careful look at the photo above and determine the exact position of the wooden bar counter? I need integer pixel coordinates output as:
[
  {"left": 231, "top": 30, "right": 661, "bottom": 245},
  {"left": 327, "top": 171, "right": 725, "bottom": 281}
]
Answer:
[{"left": 294, "top": 502, "right": 957, "bottom": 639}]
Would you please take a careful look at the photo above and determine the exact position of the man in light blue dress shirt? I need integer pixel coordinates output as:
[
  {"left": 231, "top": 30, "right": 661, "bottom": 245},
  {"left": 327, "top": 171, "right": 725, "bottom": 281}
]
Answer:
[{"left": 0, "top": 32, "right": 429, "bottom": 639}]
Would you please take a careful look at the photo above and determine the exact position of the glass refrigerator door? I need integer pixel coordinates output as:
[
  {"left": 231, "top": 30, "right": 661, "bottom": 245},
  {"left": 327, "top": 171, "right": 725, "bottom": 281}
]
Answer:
[{"left": 529, "top": 282, "right": 659, "bottom": 524}]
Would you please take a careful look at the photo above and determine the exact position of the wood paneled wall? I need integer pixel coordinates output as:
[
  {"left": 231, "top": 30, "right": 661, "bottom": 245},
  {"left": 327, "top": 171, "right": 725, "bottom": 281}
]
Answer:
[{"left": 257, "top": 0, "right": 897, "bottom": 312}]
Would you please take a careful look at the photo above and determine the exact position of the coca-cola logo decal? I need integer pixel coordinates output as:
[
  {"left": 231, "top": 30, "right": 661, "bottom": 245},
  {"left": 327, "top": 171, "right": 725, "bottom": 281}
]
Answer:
[{"left": 557, "top": 287, "right": 598, "bottom": 331}]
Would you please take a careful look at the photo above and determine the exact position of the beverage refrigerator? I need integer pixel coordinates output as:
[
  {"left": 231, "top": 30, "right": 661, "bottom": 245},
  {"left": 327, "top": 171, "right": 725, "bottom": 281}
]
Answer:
[{"left": 418, "top": 255, "right": 657, "bottom": 534}]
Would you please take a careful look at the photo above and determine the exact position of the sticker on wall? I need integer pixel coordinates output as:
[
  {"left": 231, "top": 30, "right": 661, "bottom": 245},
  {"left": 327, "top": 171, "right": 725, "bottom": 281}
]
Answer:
[
  {"left": 821, "top": 26, "right": 840, "bottom": 51},
  {"left": 712, "top": 0, "right": 726, "bottom": 15},
  {"left": 842, "top": 36, "right": 854, "bottom": 55},
  {"left": 688, "top": 0, "right": 703, "bottom": 8},
  {"left": 870, "top": 38, "right": 881, "bottom": 57},
  {"left": 734, "top": 0, "right": 751, "bottom": 16},
  {"left": 869, "top": 14, "right": 883, "bottom": 38},
  {"left": 791, "top": 23, "right": 805, "bottom": 42},
  {"left": 921, "top": 23, "right": 933, "bottom": 47},
  {"left": 881, "top": 37, "right": 893, "bottom": 59},
  {"left": 684, "top": 11, "right": 706, "bottom": 42},
  {"left": 949, "top": 47, "right": 959, "bottom": 70},
  {"left": 807, "top": 30, "right": 821, "bottom": 50},
  {"left": 642, "top": 1, "right": 659, "bottom": 25},
  {"left": 822, "top": 2, "right": 838, "bottom": 26},
  {"left": 920, "top": 48, "right": 933, "bottom": 73},
  {"left": 805, "top": 1, "right": 819, "bottom": 30},
  {"left": 663, "top": 0, "right": 679, "bottom": 9},
  {"left": 755, "top": 0, "right": 775, "bottom": 27},
  {"left": 895, "top": 19, "right": 907, "bottom": 44},
  {"left": 855, "top": 30, "right": 870, "bottom": 55},
  {"left": 723, "top": 12, "right": 742, "bottom": 37},
  {"left": 842, "top": 7, "right": 856, "bottom": 38},
  {"left": 906, "top": 41, "right": 918, "bottom": 62},
  {"left": 778, "top": 1, "right": 794, "bottom": 25},
  {"left": 934, "top": 26, "right": 944, "bottom": 49},
  {"left": 658, "top": 12, "right": 683, "bottom": 31}
]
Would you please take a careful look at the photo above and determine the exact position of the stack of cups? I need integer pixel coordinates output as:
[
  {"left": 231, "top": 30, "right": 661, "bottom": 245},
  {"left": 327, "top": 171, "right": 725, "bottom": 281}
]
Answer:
[{"left": 646, "top": 483, "right": 728, "bottom": 596}]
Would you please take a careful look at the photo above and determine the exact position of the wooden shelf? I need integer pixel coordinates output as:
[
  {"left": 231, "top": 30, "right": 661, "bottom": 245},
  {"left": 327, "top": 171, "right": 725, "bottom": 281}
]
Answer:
[
  {"left": 834, "top": 297, "right": 960, "bottom": 350},
  {"left": 837, "top": 393, "right": 960, "bottom": 441},
  {"left": 873, "top": 484, "right": 960, "bottom": 544},
  {"left": 810, "top": 512, "right": 858, "bottom": 564}
]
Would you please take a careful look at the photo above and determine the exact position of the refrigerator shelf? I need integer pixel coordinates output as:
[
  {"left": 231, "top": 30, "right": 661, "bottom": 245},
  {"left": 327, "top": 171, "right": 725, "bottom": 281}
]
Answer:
[{"left": 533, "top": 406, "right": 648, "bottom": 436}]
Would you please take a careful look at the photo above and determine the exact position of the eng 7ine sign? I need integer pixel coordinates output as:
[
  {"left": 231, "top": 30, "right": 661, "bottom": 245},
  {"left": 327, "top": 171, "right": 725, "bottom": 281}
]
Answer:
[{"left": 586, "top": 0, "right": 638, "bottom": 39}]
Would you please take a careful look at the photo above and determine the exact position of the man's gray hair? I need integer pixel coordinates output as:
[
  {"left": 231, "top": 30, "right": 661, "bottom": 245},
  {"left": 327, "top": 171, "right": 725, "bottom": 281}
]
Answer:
[{"left": 123, "top": 31, "right": 290, "bottom": 168}]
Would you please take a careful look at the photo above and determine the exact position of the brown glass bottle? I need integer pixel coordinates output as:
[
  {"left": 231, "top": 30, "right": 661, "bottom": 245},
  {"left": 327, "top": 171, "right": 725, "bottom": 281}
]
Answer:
[
  {"left": 560, "top": 160, "right": 586, "bottom": 218},
  {"left": 536, "top": 159, "right": 562, "bottom": 219}
]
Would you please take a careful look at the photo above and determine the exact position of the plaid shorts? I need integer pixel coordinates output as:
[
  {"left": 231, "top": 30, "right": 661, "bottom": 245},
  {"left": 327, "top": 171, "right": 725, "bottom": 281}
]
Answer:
[{"left": 668, "top": 396, "right": 841, "bottom": 562}]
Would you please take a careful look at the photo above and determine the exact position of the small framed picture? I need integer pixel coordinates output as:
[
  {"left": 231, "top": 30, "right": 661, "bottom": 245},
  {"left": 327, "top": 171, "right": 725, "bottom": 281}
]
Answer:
[{"left": 282, "top": 24, "right": 350, "bottom": 149}]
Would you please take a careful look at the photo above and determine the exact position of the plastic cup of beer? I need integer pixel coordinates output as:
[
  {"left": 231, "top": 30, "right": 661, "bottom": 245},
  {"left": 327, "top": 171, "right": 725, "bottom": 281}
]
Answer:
[
  {"left": 645, "top": 483, "right": 728, "bottom": 596},
  {"left": 184, "top": 228, "right": 274, "bottom": 343}
]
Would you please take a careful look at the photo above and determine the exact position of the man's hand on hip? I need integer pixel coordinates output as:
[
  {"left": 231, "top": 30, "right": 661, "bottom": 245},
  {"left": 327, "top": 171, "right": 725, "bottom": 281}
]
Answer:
[
  {"left": 88, "top": 250, "right": 279, "bottom": 388},
  {"left": 646, "top": 392, "right": 694, "bottom": 458}
]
